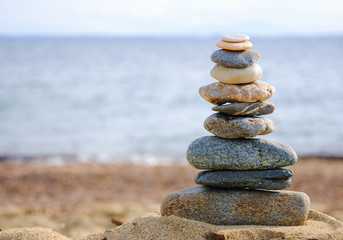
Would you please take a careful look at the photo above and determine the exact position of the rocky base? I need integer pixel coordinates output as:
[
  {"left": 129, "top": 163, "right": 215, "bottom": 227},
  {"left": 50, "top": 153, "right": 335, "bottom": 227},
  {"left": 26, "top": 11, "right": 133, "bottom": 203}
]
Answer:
[
  {"left": 0, "top": 210, "right": 342, "bottom": 240},
  {"left": 83, "top": 210, "right": 343, "bottom": 240},
  {"left": 161, "top": 186, "right": 310, "bottom": 226}
]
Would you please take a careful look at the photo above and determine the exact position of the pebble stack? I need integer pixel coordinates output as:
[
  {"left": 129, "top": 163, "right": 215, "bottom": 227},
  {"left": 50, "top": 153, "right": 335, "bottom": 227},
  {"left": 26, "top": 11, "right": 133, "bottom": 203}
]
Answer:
[{"left": 161, "top": 34, "right": 311, "bottom": 226}]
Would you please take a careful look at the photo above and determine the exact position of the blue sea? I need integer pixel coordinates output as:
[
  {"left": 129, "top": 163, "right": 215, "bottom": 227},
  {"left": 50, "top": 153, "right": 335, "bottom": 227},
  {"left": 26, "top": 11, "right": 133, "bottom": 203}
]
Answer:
[{"left": 0, "top": 36, "right": 342, "bottom": 164}]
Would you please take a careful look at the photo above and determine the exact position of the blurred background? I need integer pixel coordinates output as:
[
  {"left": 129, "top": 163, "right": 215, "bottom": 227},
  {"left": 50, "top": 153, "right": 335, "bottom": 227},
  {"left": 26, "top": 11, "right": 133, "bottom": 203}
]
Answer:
[
  {"left": 0, "top": 0, "right": 343, "bottom": 239},
  {"left": 1, "top": 0, "right": 343, "bottom": 164}
]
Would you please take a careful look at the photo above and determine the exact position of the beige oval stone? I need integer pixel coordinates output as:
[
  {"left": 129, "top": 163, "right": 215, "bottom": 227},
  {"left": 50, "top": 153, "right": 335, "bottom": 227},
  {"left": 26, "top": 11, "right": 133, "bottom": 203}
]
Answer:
[
  {"left": 210, "top": 63, "right": 262, "bottom": 84},
  {"left": 222, "top": 33, "right": 249, "bottom": 43},
  {"left": 199, "top": 80, "right": 275, "bottom": 105},
  {"left": 216, "top": 40, "right": 252, "bottom": 50}
]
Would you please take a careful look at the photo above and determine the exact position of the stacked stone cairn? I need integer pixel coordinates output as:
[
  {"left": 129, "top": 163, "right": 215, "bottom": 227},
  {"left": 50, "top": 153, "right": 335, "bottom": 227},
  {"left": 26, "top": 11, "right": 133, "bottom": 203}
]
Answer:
[{"left": 161, "top": 34, "right": 311, "bottom": 226}]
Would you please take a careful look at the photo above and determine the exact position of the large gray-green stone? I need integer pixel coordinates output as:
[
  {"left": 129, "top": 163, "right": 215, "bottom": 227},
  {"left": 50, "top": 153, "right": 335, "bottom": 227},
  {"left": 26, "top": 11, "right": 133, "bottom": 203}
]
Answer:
[
  {"left": 186, "top": 136, "right": 297, "bottom": 170},
  {"left": 161, "top": 186, "right": 310, "bottom": 226},
  {"left": 211, "top": 49, "right": 260, "bottom": 68},
  {"left": 204, "top": 113, "right": 274, "bottom": 138},
  {"left": 212, "top": 101, "right": 275, "bottom": 116},
  {"left": 195, "top": 169, "right": 292, "bottom": 190}
]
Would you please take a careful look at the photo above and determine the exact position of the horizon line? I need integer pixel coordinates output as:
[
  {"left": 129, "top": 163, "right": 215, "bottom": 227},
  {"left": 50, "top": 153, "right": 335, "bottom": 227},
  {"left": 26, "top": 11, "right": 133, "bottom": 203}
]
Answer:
[{"left": 1, "top": 32, "right": 343, "bottom": 39}]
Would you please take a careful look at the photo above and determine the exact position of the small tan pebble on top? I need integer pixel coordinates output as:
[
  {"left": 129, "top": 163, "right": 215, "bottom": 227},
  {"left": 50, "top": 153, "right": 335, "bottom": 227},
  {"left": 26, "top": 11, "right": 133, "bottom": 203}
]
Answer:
[
  {"left": 216, "top": 40, "right": 252, "bottom": 51},
  {"left": 222, "top": 34, "right": 249, "bottom": 43}
]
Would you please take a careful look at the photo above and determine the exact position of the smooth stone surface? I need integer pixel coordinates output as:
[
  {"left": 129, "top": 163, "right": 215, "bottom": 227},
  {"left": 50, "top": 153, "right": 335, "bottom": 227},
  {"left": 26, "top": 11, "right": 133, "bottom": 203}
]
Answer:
[
  {"left": 216, "top": 40, "right": 252, "bottom": 51},
  {"left": 93, "top": 210, "right": 343, "bottom": 240},
  {"left": 186, "top": 136, "right": 297, "bottom": 170},
  {"left": 221, "top": 33, "right": 249, "bottom": 43},
  {"left": 204, "top": 113, "right": 274, "bottom": 138},
  {"left": 199, "top": 80, "right": 275, "bottom": 105},
  {"left": 211, "top": 49, "right": 260, "bottom": 68},
  {"left": 195, "top": 169, "right": 292, "bottom": 190},
  {"left": 210, "top": 64, "right": 262, "bottom": 84},
  {"left": 212, "top": 101, "right": 275, "bottom": 116},
  {"left": 161, "top": 186, "right": 310, "bottom": 226}
]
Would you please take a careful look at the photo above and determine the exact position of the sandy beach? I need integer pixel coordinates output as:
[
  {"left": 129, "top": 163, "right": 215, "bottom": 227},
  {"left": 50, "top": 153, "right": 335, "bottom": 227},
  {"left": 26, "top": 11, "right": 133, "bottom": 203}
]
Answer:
[{"left": 0, "top": 157, "right": 342, "bottom": 239}]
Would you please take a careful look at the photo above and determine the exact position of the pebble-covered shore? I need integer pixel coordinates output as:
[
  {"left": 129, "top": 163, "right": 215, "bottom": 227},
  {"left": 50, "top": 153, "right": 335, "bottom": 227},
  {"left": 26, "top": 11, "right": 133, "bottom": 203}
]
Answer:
[{"left": 0, "top": 158, "right": 342, "bottom": 239}]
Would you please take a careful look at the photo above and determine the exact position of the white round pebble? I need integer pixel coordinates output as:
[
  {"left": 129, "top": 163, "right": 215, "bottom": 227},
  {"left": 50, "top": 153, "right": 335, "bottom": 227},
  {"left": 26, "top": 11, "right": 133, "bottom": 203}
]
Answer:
[{"left": 222, "top": 34, "right": 250, "bottom": 43}]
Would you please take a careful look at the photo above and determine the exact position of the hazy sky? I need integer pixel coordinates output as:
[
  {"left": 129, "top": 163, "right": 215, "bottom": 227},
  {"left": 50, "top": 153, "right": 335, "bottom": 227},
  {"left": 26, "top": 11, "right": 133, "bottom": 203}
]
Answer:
[{"left": 1, "top": 0, "right": 343, "bottom": 36}]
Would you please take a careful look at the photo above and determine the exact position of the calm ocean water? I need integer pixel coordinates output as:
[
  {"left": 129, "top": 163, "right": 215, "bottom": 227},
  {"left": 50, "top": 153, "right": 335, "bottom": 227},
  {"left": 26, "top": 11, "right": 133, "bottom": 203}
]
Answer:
[{"left": 0, "top": 36, "right": 342, "bottom": 164}]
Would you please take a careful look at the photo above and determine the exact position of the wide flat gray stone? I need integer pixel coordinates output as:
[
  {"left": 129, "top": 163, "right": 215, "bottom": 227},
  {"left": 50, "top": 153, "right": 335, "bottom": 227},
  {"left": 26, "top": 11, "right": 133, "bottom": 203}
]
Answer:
[
  {"left": 212, "top": 101, "right": 275, "bottom": 116},
  {"left": 195, "top": 169, "right": 292, "bottom": 190},
  {"left": 186, "top": 136, "right": 297, "bottom": 170},
  {"left": 204, "top": 113, "right": 274, "bottom": 138},
  {"left": 211, "top": 49, "right": 260, "bottom": 68},
  {"left": 161, "top": 186, "right": 310, "bottom": 226}
]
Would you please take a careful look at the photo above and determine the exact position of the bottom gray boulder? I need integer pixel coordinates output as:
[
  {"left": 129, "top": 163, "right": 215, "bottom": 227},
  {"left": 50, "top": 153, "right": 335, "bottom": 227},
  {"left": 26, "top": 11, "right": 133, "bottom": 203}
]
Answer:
[{"left": 161, "top": 186, "right": 310, "bottom": 226}]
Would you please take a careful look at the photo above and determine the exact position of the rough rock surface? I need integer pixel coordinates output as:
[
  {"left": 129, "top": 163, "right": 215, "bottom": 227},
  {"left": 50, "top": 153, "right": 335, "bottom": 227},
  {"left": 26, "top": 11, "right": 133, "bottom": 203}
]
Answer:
[
  {"left": 212, "top": 101, "right": 275, "bottom": 116},
  {"left": 199, "top": 81, "right": 275, "bottom": 105},
  {"left": 186, "top": 136, "right": 297, "bottom": 170},
  {"left": 161, "top": 186, "right": 310, "bottom": 226},
  {"left": 84, "top": 210, "right": 343, "bottom": 240},
  {"left": 204, "top": 113, "right": 274, "bottom": 138},
  {"left": 195, "top": 169, "right": 292, "bottom": 190},
  {"left": 0, "top": 227, "right": 72, "bottom": 240},
  {"left": 211, "top": 49, "right": 260, "bottom": 68},
  {"left": 210, "top": 64, "right": 262, "bottom": 84}
]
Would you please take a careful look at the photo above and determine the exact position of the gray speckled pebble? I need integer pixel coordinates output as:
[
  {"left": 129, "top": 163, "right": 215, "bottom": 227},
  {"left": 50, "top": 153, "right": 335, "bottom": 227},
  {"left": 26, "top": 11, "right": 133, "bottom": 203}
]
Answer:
[
  {"left": 161, "top": 186, "right": 310, "bottom": 226},
  {"left": 186, "top": 136, "right": 298, "bottom": 170},
  {"left": 212, "top": 101, "right": 275, "bottom": 116},
  {"left": 211, "top": 49, "right": 260, "bottom": 68},
  {"left": 204, "top": 113, "right": 274, "bottom": 138},
  {"left": 195, "top": 169, "right": 292, "bottom": 190}
]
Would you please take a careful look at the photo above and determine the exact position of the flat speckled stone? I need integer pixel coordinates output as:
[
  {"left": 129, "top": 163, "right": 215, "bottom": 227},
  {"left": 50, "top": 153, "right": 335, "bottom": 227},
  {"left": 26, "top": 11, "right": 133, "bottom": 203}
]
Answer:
[
  {"left": 212, "top": 101, "right": 275, "bottom": 116},
  {"left": 210, "top": 64, "right": 262, "bottom": 84},
  {"left": 204, "top": 113, "right": 274, "bottom": 138},
  {"left": 199, "top": 81, "right": 275, "bottom": 105},
  {"left": 186, "top": 136, "right": 297, "bottom": 170},
  {"left": 216, "top": 40, "right": 252, "bottom": 51},
  {"left": 211, "top": 49, "right": 260, "bottom": 68},
  {"left": 161, "top": 186, "right": 310, "bottom": 226},
  {"left": 195, "top": 169, "right": 292, "bottom": 190}
]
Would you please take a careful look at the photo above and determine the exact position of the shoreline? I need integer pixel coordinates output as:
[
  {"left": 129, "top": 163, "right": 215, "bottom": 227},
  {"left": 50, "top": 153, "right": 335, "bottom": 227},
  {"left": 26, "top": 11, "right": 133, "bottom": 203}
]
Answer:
[
  {"left": 1, "top": 156, "right": 342, "bottom": 204},
  {"left": 0, "top": 156, "right": 342, "bottom": 239},
  {"left": 1, "top": 154, "right": 342, "bottom": 165}
]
